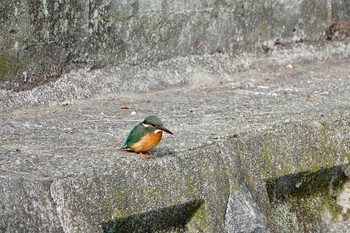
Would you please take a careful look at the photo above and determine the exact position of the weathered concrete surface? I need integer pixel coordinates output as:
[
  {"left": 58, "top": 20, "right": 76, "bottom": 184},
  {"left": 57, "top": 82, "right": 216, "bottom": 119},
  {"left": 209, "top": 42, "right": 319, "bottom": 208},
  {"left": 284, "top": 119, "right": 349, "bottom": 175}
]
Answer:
[
  {"left": 1, "top": 53, "right": 350, "bottom": 232},
  {"left": 1, "top": 0, "right": 350, "bottom": 91},
  {"left": 1, "top": 42, "right": 350, "bottom": 112}
]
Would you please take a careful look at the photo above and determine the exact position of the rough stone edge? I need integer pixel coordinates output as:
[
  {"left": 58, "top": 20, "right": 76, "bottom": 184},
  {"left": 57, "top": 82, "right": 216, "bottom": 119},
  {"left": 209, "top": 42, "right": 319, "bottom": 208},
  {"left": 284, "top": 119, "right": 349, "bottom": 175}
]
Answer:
[
  {"left": 1, "top": 42, "right": 350, "bottom": 113},
  {"left": 23, "top": 116, "right": 348, "bottom": 232}
]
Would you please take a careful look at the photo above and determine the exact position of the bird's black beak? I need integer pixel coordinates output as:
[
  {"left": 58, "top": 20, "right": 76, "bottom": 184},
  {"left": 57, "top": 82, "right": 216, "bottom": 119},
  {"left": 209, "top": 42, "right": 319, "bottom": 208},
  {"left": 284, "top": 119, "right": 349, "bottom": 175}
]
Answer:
[{"left": 157, "top": 126, "right": 173, "bottom": 134}]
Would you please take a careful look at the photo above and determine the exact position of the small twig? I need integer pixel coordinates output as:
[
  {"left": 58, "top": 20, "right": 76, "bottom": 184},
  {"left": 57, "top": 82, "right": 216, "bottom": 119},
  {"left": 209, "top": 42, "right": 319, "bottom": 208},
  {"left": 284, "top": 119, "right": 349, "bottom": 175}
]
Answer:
[
  {"left": 24, "top": 154, "right": 55, "bottom": 160},
  {"left": 54, "top": 145, "right": 106, "bottom": 149},
  {"left": 1, "top": 135, "right": 58, "bottom": 141},
  {"left": 0, "top": 168, "right": 32, "bottom": 175},
  {"left": 25, "top": 159, "right": 49, "bottom": 177},
  {"left": 0, "top": 160, "right": 9, "bottom": 165}
]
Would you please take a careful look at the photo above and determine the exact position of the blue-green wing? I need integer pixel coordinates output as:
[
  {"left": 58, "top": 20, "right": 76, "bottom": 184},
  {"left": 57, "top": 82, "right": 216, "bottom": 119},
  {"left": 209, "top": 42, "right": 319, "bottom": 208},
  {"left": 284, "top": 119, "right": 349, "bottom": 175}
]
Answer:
[{"left": 122, "top": 123, "right": 150, "bottom": 148}]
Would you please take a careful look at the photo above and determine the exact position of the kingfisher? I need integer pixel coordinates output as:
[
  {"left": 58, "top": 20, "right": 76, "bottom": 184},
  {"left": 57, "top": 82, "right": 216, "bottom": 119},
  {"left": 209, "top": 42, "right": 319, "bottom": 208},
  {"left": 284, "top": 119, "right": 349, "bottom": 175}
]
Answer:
[{"left": 121, "top": 115, "right": 173, "bottom": 158}]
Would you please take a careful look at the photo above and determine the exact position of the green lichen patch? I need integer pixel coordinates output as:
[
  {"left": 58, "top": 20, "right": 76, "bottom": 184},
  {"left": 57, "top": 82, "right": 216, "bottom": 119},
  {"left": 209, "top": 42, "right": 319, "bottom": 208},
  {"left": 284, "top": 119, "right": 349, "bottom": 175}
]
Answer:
[
  {"left": 270, "top": 191, "right": 344, "bottom": 232},
  {"left": 262, "top": 144, "right": 274, "bottom": 169},
  {"left": 0, "top": 54, "right": 10, "bottom": 81},
  {"left": 186, "top": 177, "right": 196, "bottom": 195},
  {"left": 266, "top": 165, "right": 349, "bottom": 231},
  {"left": 0, "top": 53, "right": 26, "bottom": 84},
  {"left": 0, "top": 54, "right": 10, "bottom": 72},
  {"left": 259, "top": 121, "right": 349, "bottom": 181},
  {"left": 187, "top": 201, "right": 210, "bottom": 232},
  {"left": 99, "top": 187, "right": 130, "bottom": 220}
]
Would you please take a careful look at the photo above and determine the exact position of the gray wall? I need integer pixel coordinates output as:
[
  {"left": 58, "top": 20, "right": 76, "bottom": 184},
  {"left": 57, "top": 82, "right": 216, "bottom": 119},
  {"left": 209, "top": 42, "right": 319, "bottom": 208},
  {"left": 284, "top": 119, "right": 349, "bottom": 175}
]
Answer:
[{"left": 0, "top": 0, "right": 349, "bottom": 90}]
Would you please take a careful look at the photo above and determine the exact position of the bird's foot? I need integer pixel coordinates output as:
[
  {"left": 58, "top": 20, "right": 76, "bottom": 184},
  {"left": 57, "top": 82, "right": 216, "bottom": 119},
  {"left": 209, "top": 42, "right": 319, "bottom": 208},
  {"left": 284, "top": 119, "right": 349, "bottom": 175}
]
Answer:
[
  {"left": 145, "top": 151, "right": 154, "bottom": 158},
  {"left": 139, "top": 151, "right": 154, "bottom": 159}
]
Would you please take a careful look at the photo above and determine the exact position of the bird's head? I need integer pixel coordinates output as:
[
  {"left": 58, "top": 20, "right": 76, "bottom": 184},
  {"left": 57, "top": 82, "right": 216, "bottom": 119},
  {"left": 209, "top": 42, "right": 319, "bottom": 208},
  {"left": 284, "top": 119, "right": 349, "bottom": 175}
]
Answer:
[{"left": 142, "top": 115, "right": 173, "bottom": 134}]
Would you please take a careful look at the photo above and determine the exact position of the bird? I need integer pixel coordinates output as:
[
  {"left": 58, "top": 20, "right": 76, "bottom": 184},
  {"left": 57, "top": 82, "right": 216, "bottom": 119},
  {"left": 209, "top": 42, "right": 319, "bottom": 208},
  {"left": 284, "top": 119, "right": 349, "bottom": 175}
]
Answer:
[{"left": 121, "top": 115, "right": 173, "bottom": 158}]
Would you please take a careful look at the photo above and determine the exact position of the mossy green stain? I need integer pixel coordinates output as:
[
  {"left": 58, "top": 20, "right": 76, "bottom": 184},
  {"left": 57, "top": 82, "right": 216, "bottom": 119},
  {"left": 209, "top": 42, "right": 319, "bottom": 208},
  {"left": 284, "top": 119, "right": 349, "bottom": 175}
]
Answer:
[
  {"left": 0, "top": 53, "right": 26, "bottom": 82},
  {"left": 0, "top": 54, "right": 9, "bottom": 73},
  {"left": 263, "top": 144, "right": 274, "bottom": 169},
  {"left": 322, "top": 195, "right": 343, "bottom": 221},
  {"left": 342, "top": 208, "right": 350, "bottom": 221},
  {"left": 0, "top": 54, "right": 9, "bottom": 81},
  {"left": 186, "top": 178, "right": 196, "bottom": 195},
  {"left": 309, "top": 147, "right": 321, "bottom": 172},
  {"left": 99, "top": 187, "right": 130, "bottom": 220},
  {"left": 246, "top": 175, "right": 254, "bottom": 186},
  {"left": 111, "top": 206, "right": 128, "bottom": 220},
  {"left": 287, "top": 192, "right": 342, "bottom": 230},
  {"left": 317, "top": 126, "right": 345, "bottom": 168},
  {"left": 147, "top": 186, "right": 166, "bottom": 200},
  {"left": 259, "top": 167, "right": 269, "bottom": 180},
  {"left": 188, "top": 204, "right": 210, "bottom": 231},
  {"left": 268, "top": 167, "right": 348, "bottom": 231},
  {"left": 125, "top": 15, "right": 180, "bottom": 44},
  {"left": 39, "top": 59, "right": 47, "bottom": 69}
]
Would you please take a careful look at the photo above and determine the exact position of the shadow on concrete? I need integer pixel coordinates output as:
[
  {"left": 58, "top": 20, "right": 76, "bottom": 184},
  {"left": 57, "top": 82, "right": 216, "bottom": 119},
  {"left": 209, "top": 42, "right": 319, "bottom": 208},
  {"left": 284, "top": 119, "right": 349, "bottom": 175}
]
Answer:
[
  {"left": 101, "top": 199, "right": 204, "bottom": 233},
  {"left": 152, "top": 147, "right": 176, "bottom": 158},
  {"left": 265, "top": 165, "right": 348, "bottom": 201},
  {"left": 120, "top": 147, "right": 176, "bottom": 159}
]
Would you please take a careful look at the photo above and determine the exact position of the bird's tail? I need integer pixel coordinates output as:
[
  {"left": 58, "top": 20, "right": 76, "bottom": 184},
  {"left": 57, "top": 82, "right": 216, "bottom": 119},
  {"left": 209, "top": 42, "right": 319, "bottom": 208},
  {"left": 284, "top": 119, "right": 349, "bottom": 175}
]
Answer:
[{"left": 119, "top": 145, "right": 129, "bottom": 151}]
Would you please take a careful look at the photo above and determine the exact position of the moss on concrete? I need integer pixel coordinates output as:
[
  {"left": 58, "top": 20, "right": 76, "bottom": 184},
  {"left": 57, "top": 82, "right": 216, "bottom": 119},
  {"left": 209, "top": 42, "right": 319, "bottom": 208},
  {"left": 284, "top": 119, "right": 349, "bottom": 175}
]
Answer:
[
  {"left": 0, "top": 53, "right": 26, "bottom": 83},
  {"left": 187, "top": 202, "right": 210, "bottom": 232},
  {"left": 259, "top": 121, "right": 349, "bottom": 182},
  {"left": 0, "top": 54, "right": 10, "bottom": 76},
  {"left": 267, "top": 165, "right": 348, "bottom": 231},
  {"left": 263, "top": 144, "right": 274, "bottom": 169},
  {"left": 271, "top": 191, "right": 346, "bottom": 232},
  {"left": 186, "top": 177, "right": 196, "bottom": 196}
]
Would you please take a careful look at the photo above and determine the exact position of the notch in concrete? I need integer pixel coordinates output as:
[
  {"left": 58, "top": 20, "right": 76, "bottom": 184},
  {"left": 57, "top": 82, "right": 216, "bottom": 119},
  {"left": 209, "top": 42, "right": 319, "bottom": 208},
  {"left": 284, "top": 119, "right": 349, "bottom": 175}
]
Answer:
[{"left": 101, "top": 199, "right": 204, "bottom": 233}]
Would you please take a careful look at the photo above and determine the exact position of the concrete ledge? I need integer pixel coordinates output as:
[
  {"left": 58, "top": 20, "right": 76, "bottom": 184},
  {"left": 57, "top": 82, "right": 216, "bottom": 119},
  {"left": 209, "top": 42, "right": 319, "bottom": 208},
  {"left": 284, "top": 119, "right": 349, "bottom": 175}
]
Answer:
[{"left": 1, "top": 56, "right": 350, "bottom": 232}]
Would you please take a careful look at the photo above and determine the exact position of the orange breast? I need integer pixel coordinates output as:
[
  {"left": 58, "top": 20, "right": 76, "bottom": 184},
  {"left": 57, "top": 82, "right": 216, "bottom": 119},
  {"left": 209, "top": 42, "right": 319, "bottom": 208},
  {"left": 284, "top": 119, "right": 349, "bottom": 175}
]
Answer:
[{"left": 130, "top": 131, "right": 163, "bottom": 153}]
